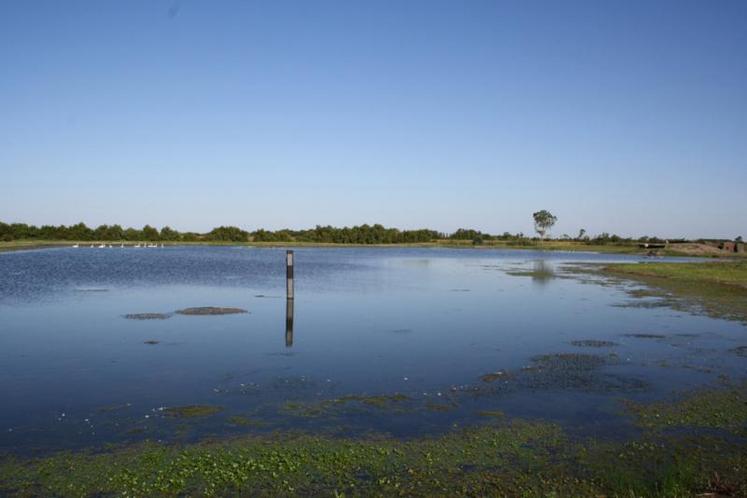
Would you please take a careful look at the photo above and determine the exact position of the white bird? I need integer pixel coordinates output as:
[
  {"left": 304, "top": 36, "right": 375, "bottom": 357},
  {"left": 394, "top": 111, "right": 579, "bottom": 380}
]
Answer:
[{"left": 72, "top": 244, "right": 79, "bottom": 248}]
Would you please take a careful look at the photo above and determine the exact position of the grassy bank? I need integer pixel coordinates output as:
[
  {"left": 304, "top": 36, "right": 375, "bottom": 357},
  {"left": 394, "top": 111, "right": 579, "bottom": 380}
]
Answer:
[
  {"left": 1, "top": 383, "right": 746, "bottom": 497},
  {"left": 601, "top": 260, "right": 747, "bottom": 323},
  {"left": 605, "top": 260, "right": 747, "bottom": 289}
]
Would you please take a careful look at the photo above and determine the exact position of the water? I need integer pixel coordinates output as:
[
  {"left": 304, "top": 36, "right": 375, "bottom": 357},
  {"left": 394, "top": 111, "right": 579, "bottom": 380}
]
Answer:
[{"left": 1, "top": 246, "right": 745, "bottom": 454}]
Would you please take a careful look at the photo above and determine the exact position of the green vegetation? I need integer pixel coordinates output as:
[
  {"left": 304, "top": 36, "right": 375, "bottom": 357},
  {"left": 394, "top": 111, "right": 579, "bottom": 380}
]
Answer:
[
  {"left": 602, "top": 261, "right": 747, "bottom": 322},
  {"left": 624, "top": 382, "right": 747, "bottom": 435},
  {"left": 3, "top": 395, "right": 747, "bottom": 497},
  {"left": 605, "top": 261, "right": 747, "bottom": 289}
]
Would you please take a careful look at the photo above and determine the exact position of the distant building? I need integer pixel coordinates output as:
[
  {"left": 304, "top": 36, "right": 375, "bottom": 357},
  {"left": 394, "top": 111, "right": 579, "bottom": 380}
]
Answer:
[{"left": 718, "top": 241, "right": 743, "bottom": 253}]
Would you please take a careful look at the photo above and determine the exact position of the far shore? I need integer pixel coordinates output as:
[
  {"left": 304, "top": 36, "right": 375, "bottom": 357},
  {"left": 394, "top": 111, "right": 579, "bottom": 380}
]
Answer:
[{"left": 1, "top": 238, "right": 744, "bottom": 258}]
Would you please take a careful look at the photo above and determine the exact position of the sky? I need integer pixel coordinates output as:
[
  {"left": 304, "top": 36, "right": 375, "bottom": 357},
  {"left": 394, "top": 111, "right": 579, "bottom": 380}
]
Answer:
[{"left": 1, "top": 0, "right": 745, "bottom": 239}]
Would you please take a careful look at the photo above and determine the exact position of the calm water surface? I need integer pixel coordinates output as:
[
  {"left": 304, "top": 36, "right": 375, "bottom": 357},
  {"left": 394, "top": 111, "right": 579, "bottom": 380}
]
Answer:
[{"left": 1, "top": 246, "right": 744, "bottom": 454}]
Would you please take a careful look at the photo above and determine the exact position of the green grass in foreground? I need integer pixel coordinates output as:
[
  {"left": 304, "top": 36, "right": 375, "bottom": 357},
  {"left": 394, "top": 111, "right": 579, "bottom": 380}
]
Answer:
[{"left": 2, "top": 383, "right": 747, "bottom": 497}]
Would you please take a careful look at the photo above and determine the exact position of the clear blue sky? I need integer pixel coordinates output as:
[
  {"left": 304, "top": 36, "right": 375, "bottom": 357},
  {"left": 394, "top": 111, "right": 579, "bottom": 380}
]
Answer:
[{"left": 1, "top": 0, "right": 745, "bottom": 238}]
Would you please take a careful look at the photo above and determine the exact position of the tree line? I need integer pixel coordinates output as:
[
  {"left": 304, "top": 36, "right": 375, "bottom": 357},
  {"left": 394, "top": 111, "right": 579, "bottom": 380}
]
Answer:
[
  {"left": 0, "top": 221, "right": 441, "bottom": 244},
  {"left": 0, "top": 220, "right": 720, "bottom": 245}
]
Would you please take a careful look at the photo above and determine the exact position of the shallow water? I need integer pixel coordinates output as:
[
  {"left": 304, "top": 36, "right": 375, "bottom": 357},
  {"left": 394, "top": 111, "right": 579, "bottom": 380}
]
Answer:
[{"left": 0, "top": 246, "right": 745, "bottom": 454}]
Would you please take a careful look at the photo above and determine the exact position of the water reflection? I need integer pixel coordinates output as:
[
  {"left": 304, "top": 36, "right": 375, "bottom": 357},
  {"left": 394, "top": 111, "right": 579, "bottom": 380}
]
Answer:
[{"left": 285, "top": 298, "right": 294, "bottom": 347}]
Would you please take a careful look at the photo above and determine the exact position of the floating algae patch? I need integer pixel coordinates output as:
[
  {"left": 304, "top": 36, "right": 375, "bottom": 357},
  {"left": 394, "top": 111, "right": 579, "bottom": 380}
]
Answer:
[
  {"left": 226, "top": 416, "right": 266, "bottom": 427},
  {"left": 477, "top": 353, "right": 646, "bottom": 394},
  {"left": 624, "top": 382, "right": 747, "bottom": 435},
  {"left": 124, "top": 313, "right": 171, "bottom": 320},
  {"left": 175, "top": 307, "right": 248, "bottom": 316},
  {"left": 425, "top": 402, "right": 456, "bottom": 413},
  {"left": 477, "top": 410, "right": 505, "bottom": 418},
  {"left": 163, "top": 405, "right": 223, "bottom": 418},
  {"left": 338, "top": 393, "right": 410, "bottom": 408},
  {"left": 282, "top": 394, "right": 412, "bottom": 418},
  {"left": 570, "top": 340, "right": 618, "bottom": 348},
  {"left": 521, "top": 353, "right": 626, "bottom": 391}
]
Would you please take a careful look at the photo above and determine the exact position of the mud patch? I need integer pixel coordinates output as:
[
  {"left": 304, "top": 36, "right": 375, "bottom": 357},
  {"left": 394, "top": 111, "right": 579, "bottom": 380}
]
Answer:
[
  {"left": 124, "top": 313, "right": 171, "bottom": 320},
  {"left": 175, "top": 307, "right": 248, "bottom": 316},
  {"left": 570, "top": 340, "right": 618, "bottom": 348},
  {"left": 480, "top": 370, "right": 512, "bottom": 383},
  {"left": 623, "top": 333, "right": 667, "bottom": 339}
]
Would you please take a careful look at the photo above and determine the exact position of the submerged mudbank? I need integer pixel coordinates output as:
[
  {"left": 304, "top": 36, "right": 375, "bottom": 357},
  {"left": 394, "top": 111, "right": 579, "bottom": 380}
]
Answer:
[
  {"left": 125, "top": 307, "right": 247, "bottom": 319},
  {"left": 124, "top": 312, "right": 171, "bottom": 320},
  {"left": 175, "top": 306, "right": 248, "bottom": 315},
  {"left": 570, "top": 339, "right": 618, "bottom": 348},
  {"left": 2, "top": 383, "right": 746, "bottom": 497}
]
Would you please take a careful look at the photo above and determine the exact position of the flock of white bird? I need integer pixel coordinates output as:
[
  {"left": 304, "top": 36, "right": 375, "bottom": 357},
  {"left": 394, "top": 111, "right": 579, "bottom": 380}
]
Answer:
[{"left": 71, "top": 243, "right": 164, "bottom": 248}]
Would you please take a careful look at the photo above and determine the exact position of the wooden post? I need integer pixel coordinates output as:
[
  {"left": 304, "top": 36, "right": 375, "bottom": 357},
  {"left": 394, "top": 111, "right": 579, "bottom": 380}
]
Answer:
[
  {"left": 286, "top": 250, "right": 294, "bottom": 300},
  {"left": 285, "top": 297, "right": 294, "bottom": 347}
]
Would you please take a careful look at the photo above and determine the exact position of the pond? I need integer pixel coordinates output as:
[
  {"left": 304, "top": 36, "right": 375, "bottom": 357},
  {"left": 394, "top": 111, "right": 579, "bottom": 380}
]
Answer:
[{"left": 0, "top": 246, "right": 744, "bottom": 455}]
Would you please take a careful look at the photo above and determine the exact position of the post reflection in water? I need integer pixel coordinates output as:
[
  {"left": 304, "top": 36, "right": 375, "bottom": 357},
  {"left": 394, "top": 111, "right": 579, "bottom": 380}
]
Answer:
[{"left": 285, "top": 298, "right": 294, "bottom": 347}]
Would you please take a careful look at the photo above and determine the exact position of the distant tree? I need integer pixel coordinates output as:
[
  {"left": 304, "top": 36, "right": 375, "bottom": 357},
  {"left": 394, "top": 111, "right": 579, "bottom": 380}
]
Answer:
[
  {"left": 160, "top": 226, "right": 179, "bottom": 241},
  {"left": 532, "top": 210, "right": 557, "bottom": 239},
  {"left": 142, "top": 225, "right": 160, "bottom": 241},
  {"left": 207, "top": 226, "right": 248, "bottom": 242},
  {"left": 123, "top": 228, "right": 142, "bottom": 241},
  {"left": 737, "top": 236, "right": 744, "bottom": 243},
  {"left": 577, "top": 228, "right": 586, "bottom": 240}
]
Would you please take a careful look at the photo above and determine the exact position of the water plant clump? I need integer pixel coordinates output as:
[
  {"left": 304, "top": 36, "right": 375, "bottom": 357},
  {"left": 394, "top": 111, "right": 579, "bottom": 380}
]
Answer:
[
  {"left": 162, "top": 405, "right": 223, "bottom": 418},
  {"left": 522, "top": 353, "right": 612, "bottom": 391},
  {"left": 175, "top": 307, "right": 248, "bottom": 315},
  {"left": 143, "top": 340, "right": 160, "bottom": 345}
]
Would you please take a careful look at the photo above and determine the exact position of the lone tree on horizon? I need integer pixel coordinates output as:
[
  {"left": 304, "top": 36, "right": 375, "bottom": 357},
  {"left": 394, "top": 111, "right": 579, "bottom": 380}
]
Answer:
[{"left": 533, "top": 210, "right": 557, "bottom": 239}]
